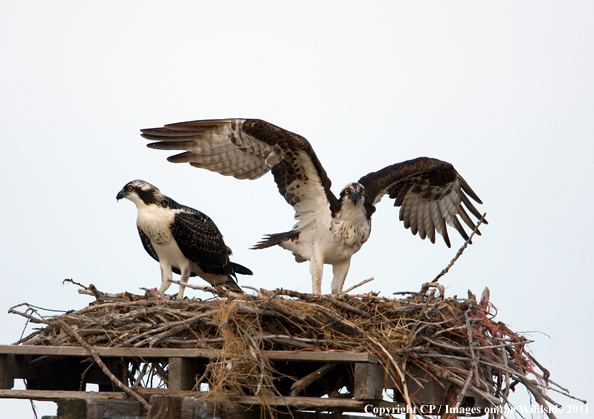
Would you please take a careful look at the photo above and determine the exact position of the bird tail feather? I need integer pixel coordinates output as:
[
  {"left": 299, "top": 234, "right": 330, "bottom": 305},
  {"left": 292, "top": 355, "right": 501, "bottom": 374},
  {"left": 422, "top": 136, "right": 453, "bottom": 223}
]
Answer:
[
  {"left": 206, "top": 276, "right": 243, "bottom": 293},
  {"left": 251, "top": 230, "right": 301, "bottom": 250},
  {"left": 231, "top": 262, "right": 253, "bottom": 276}
]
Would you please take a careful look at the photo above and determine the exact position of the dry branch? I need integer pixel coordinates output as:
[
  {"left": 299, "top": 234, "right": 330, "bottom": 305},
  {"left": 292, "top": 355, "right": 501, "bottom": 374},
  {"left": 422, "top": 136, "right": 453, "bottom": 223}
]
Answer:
[
  {"left": 55, "top": 318, "right": 149, "bottom": 410},
  {"left": 433, "top": 213, "right": 487, "bottom": 283}
]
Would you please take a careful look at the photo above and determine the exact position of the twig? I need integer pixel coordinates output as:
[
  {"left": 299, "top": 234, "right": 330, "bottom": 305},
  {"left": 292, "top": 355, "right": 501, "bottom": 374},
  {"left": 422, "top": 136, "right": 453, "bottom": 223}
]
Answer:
[
  {"left": 235, "top": 322, "right": 268, "bottom": 397},
  {"left": 339, "top": 277, "right": 374, "bottom": 295},
  {"left": 475, "top": 341, "right": 535, "bottom": 350},
  {"left": 433, "top": 368, "right": 500, "bottom": 405},
  {"left": 55, "top": 318, "right": 149, "bottom": 410},
  {"left": 453, "top": 308, "right": 479, "bottom": 409},
  {"left": 526, "top": 350, "right": 551, "bottom": 384},
  {"left": 368, "top": 336, "right": 414, "bottom": 419},
  {"left": 325, "top": 296, "right": 372, "bottom": 318},
  {"left": 168, "top": 279, "right": 217, "bottom": 294},
  {"left": 62, "top": 278, "right": 88, "bottom": 290},
  {"left": 128, "top": 310, "right": 219, "bottom": 347},
  {"left": 241, "top": 285, "right": 261, "bottom": 295},
  {"left": 433, "top": 213, "right": 486, "bottom": 282},
  {"left": 132, "top": 363, "right": 149, "bottom": 388},
  {"left": 540, "top": 384, "right": 589, "bottom": 404},
  {"left": 260, "top": 288, "right": 282, "bottom": 314},
  {"left": 7, "top": 307, "right": 47, "bottom": 324},
  {"left": 290, "top": 363, "right": 337, "bottom": 396},
  {"left": 525, "top": 381, "right": 558, "bottom": 419},
  {"left": 496, "top": 348, "right": 510, "bottom": 419}
]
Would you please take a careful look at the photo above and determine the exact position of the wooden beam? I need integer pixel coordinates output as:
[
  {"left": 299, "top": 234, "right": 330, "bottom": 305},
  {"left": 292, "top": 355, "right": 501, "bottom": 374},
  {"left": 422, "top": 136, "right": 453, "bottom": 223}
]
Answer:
[
  {"left": 266, "top": 351, "right": 377, "bottom": 363},
  {"left": 235, "top": 395, "right": 404, "bottom": 410},
  {"left": 354, "top": 362, "right": 384, "bottom": 400},
  {"left": 0, "top": 354, "right": 13, "bottom": 390},
  {"left": 0, "top": 345, "right": 218, "bottom": 359},
  {"left": 57, "top": 399, "right": 143, "bottom": 419},
  {"left": 168, "top": 358, "right": 204, "bottom": 392},
  {"left": 148, "top": 395, "right": 218, "bottom": 419},
  {"left": 0, "top": 389, "right": 128, "bottom": 401},
  {"left": 0, "top": 388, "right": 411, "bottom": 416},
  {"left": 0, "top": 345, "right": 377, "bottom": 363},
  {"left": 147, "top": 395, "right": 380, "bottom": 419}
]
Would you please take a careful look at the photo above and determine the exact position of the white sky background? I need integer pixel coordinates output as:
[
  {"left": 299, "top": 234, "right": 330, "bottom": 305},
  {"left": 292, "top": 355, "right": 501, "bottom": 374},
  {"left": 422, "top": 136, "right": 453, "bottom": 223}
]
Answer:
[{"left": 1, "top": 1, "right": 592, "bottom": 417}]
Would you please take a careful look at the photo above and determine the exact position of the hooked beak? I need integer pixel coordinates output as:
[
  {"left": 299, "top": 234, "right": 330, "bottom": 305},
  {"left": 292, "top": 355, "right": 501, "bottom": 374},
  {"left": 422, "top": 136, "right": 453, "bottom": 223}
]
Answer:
[
  {"left": 116, "top": 190, "right": 126, "bottom": 201},
  {"left": 349, "top": 193, "right": 361, "bottom": 204}
]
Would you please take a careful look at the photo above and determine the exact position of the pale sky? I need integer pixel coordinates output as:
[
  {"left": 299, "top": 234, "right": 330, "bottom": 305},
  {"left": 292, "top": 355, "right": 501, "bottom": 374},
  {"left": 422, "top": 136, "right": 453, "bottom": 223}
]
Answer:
[{"left": 1, "top": 1, "right": 592, "bottom": 417}]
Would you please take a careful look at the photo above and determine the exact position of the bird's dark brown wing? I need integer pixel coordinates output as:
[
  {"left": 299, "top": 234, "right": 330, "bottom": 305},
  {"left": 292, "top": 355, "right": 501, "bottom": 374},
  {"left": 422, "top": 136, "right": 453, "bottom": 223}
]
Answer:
[
  {"left": 142, "top": 119, "right": 339, "bottom": 228},
  {"left": 358, "top": 157, "right": 486, "bottom": 247},
  {"left": 171, "top": 211, "right": 234, "bottom": 277},
  {"left": 138, "top": 227, "right": 159, "bottom": 261}
]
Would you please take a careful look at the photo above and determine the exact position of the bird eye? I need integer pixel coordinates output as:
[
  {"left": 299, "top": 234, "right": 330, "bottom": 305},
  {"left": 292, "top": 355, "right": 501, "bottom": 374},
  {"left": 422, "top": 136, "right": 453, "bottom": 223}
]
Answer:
[
  {"left": 344, "top": 189, "right": 350, "bottom": 194},
  {"left": 360, "top": 190, "right": 364, "bottom": 195},
  {"left": 127, "top": 186, "right": 133, "bottom": 192}
]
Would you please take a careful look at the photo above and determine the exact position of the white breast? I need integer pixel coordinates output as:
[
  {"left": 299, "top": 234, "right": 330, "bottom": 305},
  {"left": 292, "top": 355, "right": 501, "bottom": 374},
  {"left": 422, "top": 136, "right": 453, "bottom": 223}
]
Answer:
[
  {"left": 328, "top": 203, "right": 371, "bottom": 259},
  {"left": 137, "top": 206, "right": 189, "bottom": 269},
  {"left": 279, "top": 203, "right": 371, "bottom": 265}
]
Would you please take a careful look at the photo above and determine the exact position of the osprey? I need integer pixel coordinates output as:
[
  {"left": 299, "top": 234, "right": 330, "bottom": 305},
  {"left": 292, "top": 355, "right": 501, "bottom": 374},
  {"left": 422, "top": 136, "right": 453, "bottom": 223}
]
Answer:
[
  {"left": 116, "top": 180, "right": 252, "bottom": 297},
  {"left": 141, "top": 119, "right": 486, "bottom": 294}
]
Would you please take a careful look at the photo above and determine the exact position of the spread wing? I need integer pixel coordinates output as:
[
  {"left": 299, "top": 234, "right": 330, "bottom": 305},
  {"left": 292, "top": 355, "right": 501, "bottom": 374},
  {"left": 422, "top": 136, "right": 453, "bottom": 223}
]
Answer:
[
  {"left": 359, "top": 157, "right": 486, "bottom": 247},
  {"left": 142, "top": 119, "right": 338, "bottom": 230},
  {"left": 171, "top": 211, "right": 235, "bottom": 277}
]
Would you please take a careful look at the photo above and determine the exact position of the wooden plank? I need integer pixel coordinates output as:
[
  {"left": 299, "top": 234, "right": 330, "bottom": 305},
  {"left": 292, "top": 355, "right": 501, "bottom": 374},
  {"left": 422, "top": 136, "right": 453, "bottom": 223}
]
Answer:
[
  {"left": 148, "top": 395, "right": 217, "bottom": 419},
  {"left": 0, "top": 389, "right": 128, "bottom": 401},
  {"left": 0, "top": 345, "right": 377, "bottom": 363},
  {"left": 148, "top": 394, "right": 407, "bottom": 415},
  {"left": 276, "top": 414, "right": 372, "bottom": 419},
  {"left": 0, "top": 354, "right": 13, "bottom": 389},
  {"left": 354, "top": 362, "right": 384, "bottom": 400},
  {"left": 0, "top": 388, "right": 408, "bottom": 415},
  {"left": 0, "top": 345, "right": 218, "bottom": 359},
  {"left": 168, "top": 358, "right": 204, "bottom": 392},
  {"left": 57, "top": 399, "right": 143, "bottom": 419},
  {"left": 266, "top": 351, "right": 377, "bottom": 363},
  {"left": 235, "top": 395, "right": 404, "bottom": 410}
]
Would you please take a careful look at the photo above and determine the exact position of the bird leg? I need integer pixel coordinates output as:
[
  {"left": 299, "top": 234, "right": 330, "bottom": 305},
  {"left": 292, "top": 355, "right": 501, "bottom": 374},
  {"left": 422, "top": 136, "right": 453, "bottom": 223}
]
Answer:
[
  {"left": 176, "top": 265, "right": 191, "bottom": 299},
  {"left": 158, "top": 263, "right": 173, "bottom": 294},
  {"left": 331, "top": 259, "right": 351, "bottom": 295},
  {"left": 310, "top": 255, "right": 324, "bottom": 295}
]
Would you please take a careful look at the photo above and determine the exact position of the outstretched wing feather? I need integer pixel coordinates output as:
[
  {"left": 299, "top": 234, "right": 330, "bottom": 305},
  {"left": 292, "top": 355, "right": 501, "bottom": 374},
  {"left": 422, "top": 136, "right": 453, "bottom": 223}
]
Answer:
[
  {"left": 359, "top": 157, "right": 484, "bottom": 247},
  {"left": 142, "top": 118, "right": 338, "bottom": 225}
]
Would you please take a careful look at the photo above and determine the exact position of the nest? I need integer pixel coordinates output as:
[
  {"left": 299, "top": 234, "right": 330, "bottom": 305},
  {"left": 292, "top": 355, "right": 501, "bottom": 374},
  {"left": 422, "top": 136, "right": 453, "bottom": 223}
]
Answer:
[{"left": 9, "top": 279, "right": 583, "bottom": 419}]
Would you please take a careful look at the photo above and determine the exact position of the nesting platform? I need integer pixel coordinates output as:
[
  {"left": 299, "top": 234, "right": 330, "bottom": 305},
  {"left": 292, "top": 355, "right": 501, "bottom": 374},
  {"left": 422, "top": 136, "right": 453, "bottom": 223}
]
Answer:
[
  {"left": 0, "top": 344, "right": 490, "bottom": 418},
  {"left": 2, "top": 283, "right": 579, "bottom": 418}
]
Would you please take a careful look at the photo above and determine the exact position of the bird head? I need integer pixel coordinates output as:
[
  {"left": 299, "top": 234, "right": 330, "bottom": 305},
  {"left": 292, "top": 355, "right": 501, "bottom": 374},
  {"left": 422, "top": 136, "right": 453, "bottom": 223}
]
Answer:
[
  {"left": 340, "top": 182, "right": 365, "bottom": 206},
  {"left": 116, "top": 180, "right": 163, "bottom": 207}
]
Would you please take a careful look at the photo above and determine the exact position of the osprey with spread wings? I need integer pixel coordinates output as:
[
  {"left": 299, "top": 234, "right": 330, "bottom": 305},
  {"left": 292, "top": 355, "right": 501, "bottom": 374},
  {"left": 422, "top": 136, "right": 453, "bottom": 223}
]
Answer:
[{"left": 142, "top": 119, "right": 486, "bottom": 294}]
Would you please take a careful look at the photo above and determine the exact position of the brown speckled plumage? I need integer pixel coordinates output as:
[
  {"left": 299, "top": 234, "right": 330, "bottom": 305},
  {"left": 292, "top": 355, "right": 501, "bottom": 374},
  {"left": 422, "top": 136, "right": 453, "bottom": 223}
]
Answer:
[{"left": 117, "top": 180, "right": 252, "bottom": 296}]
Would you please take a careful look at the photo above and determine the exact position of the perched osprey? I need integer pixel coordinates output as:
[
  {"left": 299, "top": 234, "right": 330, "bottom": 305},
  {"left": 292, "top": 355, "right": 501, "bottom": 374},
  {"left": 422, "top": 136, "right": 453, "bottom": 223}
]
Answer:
[
  {"left": 141, "top": 119, "right": 486, "bottom": 294},
  {"left": 116, "top": 180, "right": 252, "bottom": 297}
]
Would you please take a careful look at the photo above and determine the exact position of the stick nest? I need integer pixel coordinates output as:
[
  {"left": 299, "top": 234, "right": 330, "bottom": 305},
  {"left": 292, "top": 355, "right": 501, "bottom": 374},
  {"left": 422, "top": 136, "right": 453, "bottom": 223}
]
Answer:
[{"left": 9, "top": 282, "right": 581, "bottom": 418}]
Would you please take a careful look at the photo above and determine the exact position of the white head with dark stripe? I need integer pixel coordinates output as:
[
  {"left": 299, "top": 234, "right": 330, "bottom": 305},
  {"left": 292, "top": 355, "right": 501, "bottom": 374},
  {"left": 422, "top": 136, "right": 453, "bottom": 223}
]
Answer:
[
  {"left": 339, "top": 182, "right": 366, "bottom": 207},
  {"left": 116, "top": 179, "right": 165, "bottom": 207}
]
